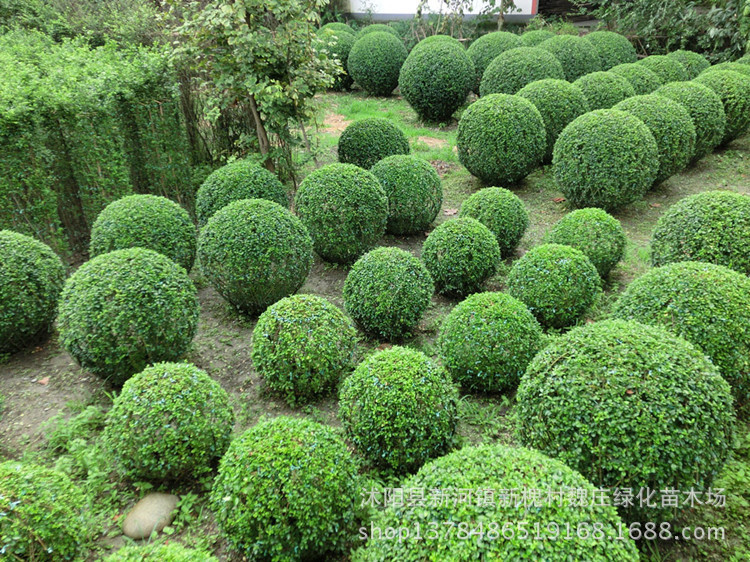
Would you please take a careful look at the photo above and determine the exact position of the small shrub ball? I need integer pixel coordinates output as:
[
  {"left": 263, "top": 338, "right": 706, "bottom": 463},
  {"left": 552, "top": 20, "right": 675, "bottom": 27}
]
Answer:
[
  {"left": 538, "top": 34, "right": 602, "bottom": 81},
  {"left": 195, "top": 159, "right": 287, "bottom": 226},
  {"left": 319, "top": 22, "right": 355, "bottom": 37},
  {"left": 438, "top": 292, "right": 543, "bottom": 393},
  {"left": 520, "top": 29, "right": 554, "bottom": 47},
  {"left": 544, "top": 208, "right": 626, "bottom": 278},
  {"left": 694, "top": 69, "right": 750, "bottom": 144},
  {"left": 317, "top": 28, "right": 356, "bottom": 90},
  {"left": 609, "top": 62, "right": 664, "bottom": 94},
  {"left": 211, "top": 416, "right": 360, "bottom": 560},
  {"left": 104, "top": 543, "right": 218, "bottom": 562},
  {"left": 466, "top": 31, "right": 522, "bottom": 91},
  {"left": 573, "top": 71, "right": 635, "bottom": 110},
  {"left": 650, "top": 190, "right": 750, "bottom": 275},
  {"left": 584, "top": 30, "right": 637, "bottom": 69},
  {"left": 457, "top": 93, "right": 546, "bottom": 186},
  {"left": 479, "top": 47, "right": 565, "bottom": 96},
  {"left": 198, "top": 199, "right": 313, "bottom": 314},
  {"left": 667, "top": 49, "right": 710, "bottom": 78},
  {"left": 0, "top": 230, "right": 65, "bottom": 354},
  {"left": 58, "top": 248, "right": 199, "bottom": 386},
  {"left": 552, "top": 109, "right": 659, "bottom": 211},
  {"left": 347, "top": 32, "right": 408, "bottom": 96},
  {"left": 357, "top": 23, "right": 399, "bottom": 38},
  {"left": 337, "top": 117, "right": 410, "bottom": 170},
  {"left": 517, "top": 319, "right": 735, "bottom": 522},
  {"left": 459, "top": 187, "right": 529, "bottom": 258},
  {"left": 339, "top": 346, "right": 458, "bottom": 474},
  {"left": 104, "top": 362, "right": 234, "bottom": 482},
  {"left": 410, "top": 35, "right": 463, "bottom": 54},
  {"left": 370, "top": 155, "right": 442, "bottom": 234},
  {"left": 637, "top": 54, "right": 689, "bottom": 83},
  {"left": 295, "top": 163, "right": 388, "bottom": 264},
  {"left": 252, "top": 295, "right": 357, "bottom": 406},
  {"left": 422, "top": 217, "right": 501, "bottom": 297},
  {"left": 703, "top": 62, "right": 750, "bottom": 78}
]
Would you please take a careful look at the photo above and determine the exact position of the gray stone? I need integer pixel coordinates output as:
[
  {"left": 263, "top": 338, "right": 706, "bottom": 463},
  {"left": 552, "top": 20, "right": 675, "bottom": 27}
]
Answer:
[{"left": 122, "top": 492, "right": 178, "bottom": 540}]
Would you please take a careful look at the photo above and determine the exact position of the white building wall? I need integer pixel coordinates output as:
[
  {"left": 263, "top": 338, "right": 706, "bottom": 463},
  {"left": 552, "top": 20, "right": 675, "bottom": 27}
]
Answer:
[{"left": 347, "top": 0, "right": 536, "bottom": 20}]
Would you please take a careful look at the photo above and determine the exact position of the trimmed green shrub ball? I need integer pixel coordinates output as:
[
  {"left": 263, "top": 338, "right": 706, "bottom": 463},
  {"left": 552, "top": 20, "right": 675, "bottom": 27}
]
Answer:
[
  {"left": 295, "top": 164, "right": 388, "bottom": 264},
  {"left": 704, "top": 61, "right": 750, "bottom": 78},
  {"left": 58, "top": 248, "right": 199, "bottom": 385},
  {"left": 104, "top": 543, "right": 218, "bottom": 562},
  {"left": 667, "top": 49, "right": 710, "bottom": 78},
  {"left": 517, "top": 319, "right": 735, "bottom": 521},
  {"left": 544, "top": 208, "right": 626, "bottom": 278},
  {"left": 609, "top": 62, "right": 664, "bottom": 94},
  {"left": 479, "top": 47, "right": 565, "bottom": 96},
  {"left": 0, "top": 230, "right": 65, "bottom": 354},
  {"left": 422, "top": 217, "right": 501, "bottom": 297},
  {"left": 612, "top": 261, "right": 750, "bottom": 409},
  {"left": 650, "top": 190, "right": 750, "bottom": 275},
  {"left": 457, "top": 93, "right": 546, "bottom": 185},
  {"left": 584, "top": 30, "right": 637, "bottom": 69},
  {"left": 466, "top": 31, "right": 523, "bottom": 91},
  {"left": 370, "top": 155, "right": 442, "bottom": 234},
  {"left": 90, "top": 194, "right": 196, "bottom": 271},
  {"left": 520, "top": 29, "right": 554, "bottom": 47},
  {"left": 552, "top": 109, "right": 659, "bottom": 211},
  {"left": 198, "top": 199, "right": 313, "bottom": 314},
  {"left": 211, "top": 416, "right": 360, "bottom": 560},
  {"left": 517, "top": 78, "right": 590, "bottom": 161},
  {"left": 252, "top": 294, "right": 357, "bottom": 406},
  {"left": 339, "top": 346, "right": 458, "bottom": 474},
  {"left": 347, "top": 32, "right": 408, "bottom": 96},
  {"left": 637, "top": 54, "right": 689, "bottom": 82},
  {"left": 614, "top": 94, "right": 696, "bottom": 183},
  {"left": 343, "top": 247, "right": 434, "bottom": 340},
  {"left": 694, "top": 69, "right": 750, "bottom": 144},
  {"left": 317, "top": 28, "right": 356, "bottom": 90},
  {"left": 573, "top": 71, "right": 635, "bottom": 110},
  {"left": 352, "top": 445, "right": 639, "bottom": 561},
  {"left": 357, "top": 23, "right": 399, "bottom": 38},
  {"left": 438, "top": 292, "right": 543, "bottom": 393},
  {"left": 538, "top": 34, "right": 602, "bottom": 81},
  {"left": 458, "top": 187, "right": 529, "bottom": 257},
  {"left": 410, "top": 34, "right": 462, "bottom": 54},
  {"left": 195, "top": 160, "right": 287, "bottom": 226},
  {"left": 0, "top": 461, "right": 86, "bottom": 561},
  {"left": 337, "top": 117, "right": 410, "bottom": 170},
  {"left": 507, "top": 243, "right": 600, "bottom": 329},
  {"left": 399, "top": 42, "right": 473, "bottom": 122},
  {"left": 318, "top": 22, "right": 355, "bottom": 37},
  {"left": 104, "top": 362, "right": 234, "bottom": 482}
]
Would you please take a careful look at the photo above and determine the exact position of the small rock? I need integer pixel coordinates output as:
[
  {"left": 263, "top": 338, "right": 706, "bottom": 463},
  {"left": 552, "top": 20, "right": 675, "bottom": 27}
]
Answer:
[{"left": 122, "top": 492, "right": 178, "bottom": 540}]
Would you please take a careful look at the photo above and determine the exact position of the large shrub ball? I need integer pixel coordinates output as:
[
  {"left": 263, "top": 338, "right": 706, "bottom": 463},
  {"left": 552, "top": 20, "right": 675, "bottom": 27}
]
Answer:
[
  {"left": 347, "top": 32, "right": 408, "bottom": 96},
  {"left": 517, "top": 78, "right": 590, "bottom": 162},
  {"left": 198, "top": 199, "right": 313, "bottom": 314},
  {"left": 343, "top": 247, "right": 434, "bottom": 340},
  {"left": 516, "top": 319, "right": 735, "bottom": 522},
  {"left": 104, "top": 362, "right": 234, "bottom": 482},
  {"left": 614, "top": 94, "right": 696, "bottom": 184},
  {"left": 58, "top": 248, "right": 199, "bottom": 386},
  {"left": 352, "top": 445, "right": 639, "bottom": 561},
  {"left": 337, "top": 117, "right": 410, "bottom": 170},
  {"left": 612, "top": 261, "right": 750, "bottom": 409},
  {"left": 538, "top": 34, "right": 602, "bottom": 81},
  {"left": 637, "top": 54, "right": 689, "bottom": 83},
  {"left": 520, "top": 29, "right": 554, "bottom": 47},
  {"left": 195, "top": 160, "right": 287, "bottom": 226},
  {"left": 655, "top": 81, "right": 726, "bottom": 161},
  {"left": 317, "top": 28, "right": 356, "bottom": 90},
  {"left": 667, "top": 49, "right": 710, "bottom": 78},
  {"left": 339, "top": 346, "right": 458, "bottom": 474},
  {"left": 552, "top": 109, "right": 659, "bottom": 211},
  {"left": 370, "top": 155, "right": 442, "bottom": 234},
  {"left": 466, "top": 31, "right": 522, "bottom": 91},
  {"left": 584, "top": 30, "right": 637, "bottom": 69},
  {"left": 295, "top": 164, "right": 387, "bottom": 264},
  {"left": 479, "top": 47, "right": 565, "bottom": 96},
  {"left": 0, "top": 230, "right": 65, "bottom": 354},
  {"left": 694, "top": 69, "right": 750, "bottom": 144},
  {"left": 609, "top": 62, "right": 664, "bottom": 94},
  {"left": 438, "top": 292, "right": 543, "bottom": 394},
  {"left": 573, "top": 71, "right": 635, "bottom": 110},
  {"left": 650, "top": 190, "right": 750, "bottom": 275},
  {"left": 356, "top": 23, "right": 399, "bottom": 38},
  {"left": 457, "top": 93, "right": 546, "bottom": 185},
  {"left": 104, "top": 543, "right": 218, "bottom": 562},
  {"left": 89, "top": 194, "right": 196, "bottom": 272},
  {"left": 210, "top": 416, "right": 360, "bottom": 560},
  {"left": 422, "top": 217, "right": 501, "bottom": 297},
  {"left": 0, "top": 461, "right": 86, "bottom": 561},
  {"left": 458, "top": 187, "right": 529, "bottom": 258}
]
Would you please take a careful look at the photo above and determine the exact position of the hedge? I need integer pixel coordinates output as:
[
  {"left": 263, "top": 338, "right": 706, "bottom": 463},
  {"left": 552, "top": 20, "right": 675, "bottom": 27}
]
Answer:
[
  {"left": 479, "top": 47, "right": 565, "bottom": 96},
  {"left": 637, "top": 54, "right": 689, "bottom": 83},
  {"left": 466, "top": 31, "right": 523, "bottom": 91},
  {"left": 538, "top": 34, "right": 602, "bottom": 81},
  {"left": 573, "top": 71, "right": 636, "bottom": 110},
  {"left": 609, "top": 62, "right": 664, "bottom": 94},
  {"left": 694, "top": 69, "right": 750, "bottom": 144},
  {"left": 584, "top": 30, "right": 637, "bottom": 70},
  {"left": 667, "top": 49, "right": 710, "bottom": 79}
]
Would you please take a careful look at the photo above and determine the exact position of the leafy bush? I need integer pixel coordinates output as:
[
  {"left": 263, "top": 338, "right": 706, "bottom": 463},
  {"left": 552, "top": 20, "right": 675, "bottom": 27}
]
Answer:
[
  {"left": 58, "top": 248, "right": 199, "bottom": 386},
  {"left": 316, "top": 28, "right": 356, "bottom": 91},
  {"left": 370, "top": 155, "right": 442, "bottom": 235},
  {"left": 538, "top": 34, "right": 602, "bottom": 81},
  {"left": 295, "top": 163, "right": 387, "bottom": 264},
  {"left": 517, "top": 319, "right": 735, "bottom": 521},
  {"left": 337, "top": 118, "right": 410, "bottom": 169},
  {"left": 609, "top": 62, "right": 664, "bottom": 94},
  {"left": 479, "top": 47, "right": 565, "bottom": 96},
  {"left": 339, "top": 346, "right": 458, "bottom": 474},
  {"left": 104, "top": 542, "right": 218, "bottom": 562},
  {"left": 519, "top": 29, "right": 554, "bottom": 46},
  {"left": 544, "top": 208, "right": 626, "bottom": 278},
  {"left": 650, "top": 190, "right": 750, "bottom": 275},
  {"left": 0, "top": 230, "right": 66, "bottom": 354},
  {"left": 252, "top": 294, "right": 357, "bottom": 405},
  {"left": 104, "top": 362, "right": 234, "bottom": 482},
  {"left": 466, "top": 31, "right": 523, "bottom": 91},
  {"left": 573, "top": 71, "right": 635, "bottom": 110},
  {"left": 357, "top": 23, "right": 399, "bottom": 38},
  {"left": 507, "top": 243, "right": 600, "bottom": 329},
  {"left": 552, "top": 109, "right": 659, "bottom": 211},
  {"left": 694, "top": 69, "right": 750, "bottom": 144},
  {"left": 210, "top": 416, "right": 360, "bottom": 560},
  {"left": 458, "top": 187, "right": 529, "bottom": 257},
  {"left": 637, "top": 54, "right": 689, "bottom": 82},
  {"left": 347, "top": 32, "right": 408, "bottom": 96},
  {"left": 667, "top": 49, "right": 710, "bottom": 78},
  {"left": 422, "top": 217, "right": 501, "bottom": 297},
  {"left": 198, "top": 199, "right": 313, "bottom": 314},
  {"left": 584, "top": 30, "right": 637, "bottom": 69},
  {"left": 457, "top": 93, "right": 545, "bottom": 185}
]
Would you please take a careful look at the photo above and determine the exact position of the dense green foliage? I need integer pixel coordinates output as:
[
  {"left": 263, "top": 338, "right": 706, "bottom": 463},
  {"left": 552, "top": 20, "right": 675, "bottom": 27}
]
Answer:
[
  {"left": 319, "top": 22, "right": 355, "bottom": 37},
  {"left": 458, "top": 187, "right": 529, "bottom": 257},
  {"left": 667, "top": 49, "right": 710, "bottom": 78},
  {"left": 479, "top": 47, "right": 565, "bottom": 96},
  {"left": 466, "top": 31, "right": 523, "bottom": 91},
  {"left": 519, "top": 29, "right": 554, "bottom": 47},
  {"left": 410, "top": 34, "right": 462, "bottom": 54},
  {"left": 104, "top": 543, "right": 219, "bottom": 562},
  {"left": 694, "top": 69, "right": 750, "bottom": 144},
  {"left": 357, "top": 23, "right": 399, "bottom": 38},
  {"left": 584, "top": 30, "right": 637, "bottom": 69},
  {"left": 538, "top": 34, "right": 602, "bottom": 81},
  {"left": 347, "top": 32, "right": 408, "bottom": 96},
  {"left": 337, "top": 118, "right": 410, "bottom": 169},
  {"left": 637, "top": 54, "right": 690, "bottom": 82},
  {"left": 573, "top": 71, "right": 635, "bottom": 110},
  {"left": 317, "top": 28, "right": 356, "bottom": 91},
  {"left": 704, "top": 62, "right": 750, "bottom": 78},
  {"left": 609, "top": 62, "right": 664, "bottom": 94}
]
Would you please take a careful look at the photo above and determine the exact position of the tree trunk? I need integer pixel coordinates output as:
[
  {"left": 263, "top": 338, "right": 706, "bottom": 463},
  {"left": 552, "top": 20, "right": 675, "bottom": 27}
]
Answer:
[{"left": 247, "top": 95, "right": 275, "bottom": 173}]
